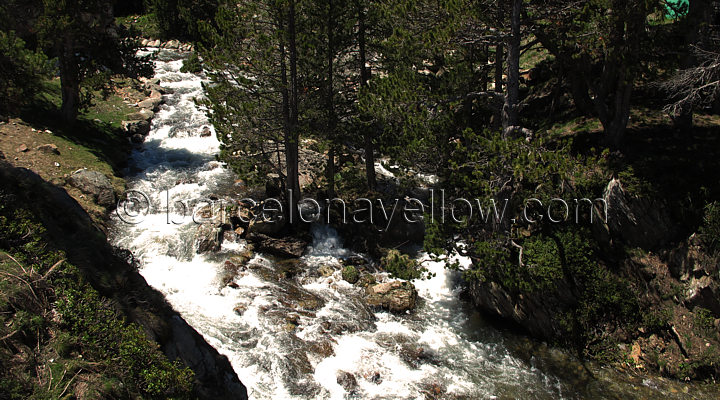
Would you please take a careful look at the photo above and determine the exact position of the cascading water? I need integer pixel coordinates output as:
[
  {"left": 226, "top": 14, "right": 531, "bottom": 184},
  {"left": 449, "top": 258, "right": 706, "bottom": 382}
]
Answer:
[{"left": 110, "top": 49, "right": 716, "bottom": 399}]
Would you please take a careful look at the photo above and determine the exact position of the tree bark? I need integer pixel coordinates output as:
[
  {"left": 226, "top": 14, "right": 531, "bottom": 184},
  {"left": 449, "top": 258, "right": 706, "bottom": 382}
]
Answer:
[
  {"left": 494, "top": 43, "right": 503, "bottom": 94},
  {"left": 59, "top": 50, "right": 80, "bottom": 124},
  {"left": 568, "top": 69, "right": 595, "bottom": 116},
  {"left": 480, "top": 44, "right": 488, "bottom": 92},
  {"left": 326, "top": 146, "right": 336, "bottom": 198},
  {"left": 279, "top": 3, "right": 300, "bottom": 226},
  {"left": 492, "top": 43, "right": 504, "bottom": 130},
  {"left": 502, "top": 0, "right": 521, "bottom": 138},
  {"left": 358, "top": 1, "right": 376, "bottom": 190},
  {"left": 286, "top": 0, "right": 301, "bottom": 226},
  {"left": 326, "top": 0, "right": 337, "bottom": 198},
  {"left": 598, "top": 77, "right": 632, "bottom": 148}
]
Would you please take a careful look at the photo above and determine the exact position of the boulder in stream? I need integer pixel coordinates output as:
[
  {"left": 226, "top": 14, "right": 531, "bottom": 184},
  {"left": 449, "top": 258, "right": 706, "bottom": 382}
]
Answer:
[
  {"left": 341, "top": 265, "right": 359, "bottom": 284},
  {"left": 195, "top": 223, "right": 222, "bottom": 253},
  {"left": 247, "top": 215, "right": 285, "bottom": 236},
  {"left": 252, "top": 233, "right": 307, "bottom": 258},
  {"left": 336, "top": 371, "right": 358, "bottom": 393},
  {"left": 121, "top": 119, "right": 151, "bottom": 136},
  {"left": 365, "top": 280, "right": 418, "bottom": 313},
  {"left": 138, "top": 96, "right": 163, "bottom": 111},
  {"left": 318, "top": 265, "right": 335, "bottom": 277}
]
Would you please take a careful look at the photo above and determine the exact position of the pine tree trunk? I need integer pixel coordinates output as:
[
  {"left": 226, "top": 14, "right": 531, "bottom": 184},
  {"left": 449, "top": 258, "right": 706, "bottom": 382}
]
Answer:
[
  {"left": 326, "top": 146, "right": 336, "bottom": 198},
  {"left": 358, "top": 1, "right": 376, "bottom": 190},
  {"left": 494, "top": 43, "right": 503, "bottom": 93},
  {"left": 326, "top": 0, "right": 337, "bottom": 198},
  {"left": 568, "top": 70, "right": 595, "bottom": 116},
  {"left": 480, "top": 45, "right": 488, "bottom": 92},
  {"left": 286, "top": 1, "right": 301, "bottom": 226},
  {"left": 59, "top": 52, "right": 80, "bottom": 124},
  {"left": 598, "top": 77, "right": 632, "bottom": 148},
  {"left": 502, "top": 0, "right": 521, "bottom": 138}
]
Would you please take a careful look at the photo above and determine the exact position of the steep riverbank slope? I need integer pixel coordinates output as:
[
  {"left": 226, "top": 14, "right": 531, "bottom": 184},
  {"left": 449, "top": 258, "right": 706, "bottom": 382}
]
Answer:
[{"left": 0, "top": 73, "right": 247, "bottom": 398}]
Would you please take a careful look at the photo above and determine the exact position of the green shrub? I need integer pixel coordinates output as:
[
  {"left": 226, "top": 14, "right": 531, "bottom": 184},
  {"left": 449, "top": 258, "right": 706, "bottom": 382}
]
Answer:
[
  {"left": 699, "top": 201, "right": 720, "bottom": 257},
  {"left": 643, "top": 307, "right": 673, "bottom": 333},
  {"left": 55, "top": 283, "right": 194, "bottom": 398},
  {"left": 381, "top": 249, "right": 432, "bottom": 280},
  {"left": 341, "top": 265, "right": 359, "bottom": 284},
  {"left": 0, "top": 30, "right": 53, "bottom": 119},
  {"left": 694, "top": 307, "right": 715, "bottom": 335},
  {"left": 0, "top": 194, "right": 194, "bottom": 399},
  {"left": 461, "top": 228, "right": 640, "bottom": 350},
  {"left": 180, "top": 51, "right": 202, "bottom": 74}
]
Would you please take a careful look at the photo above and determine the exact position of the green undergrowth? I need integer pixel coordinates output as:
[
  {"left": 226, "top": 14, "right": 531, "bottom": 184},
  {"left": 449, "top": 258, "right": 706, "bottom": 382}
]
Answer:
[
  {"left": 381, "top": 249, "right": 433, "bottom": 280},
  {"left": 0, "top": 191, "right": 194, "bottom": 399},
  {"left": 180, "top": 52, "right": 203, "bottom": 74}
]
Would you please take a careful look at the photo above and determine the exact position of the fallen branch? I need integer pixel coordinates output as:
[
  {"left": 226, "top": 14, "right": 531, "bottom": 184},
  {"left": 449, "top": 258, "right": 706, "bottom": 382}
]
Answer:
[
  {"left": 42, "top": 259, "right": 65, "bottom": 281},
  {"left": 509, "top": 239, "right": 525, "bottom": 267}
]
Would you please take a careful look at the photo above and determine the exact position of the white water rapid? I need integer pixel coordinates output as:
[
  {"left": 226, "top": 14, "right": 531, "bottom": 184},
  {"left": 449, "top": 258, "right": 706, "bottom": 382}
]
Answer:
[{"left": 110, "top": 49, "right": 714, "bottom": 400}]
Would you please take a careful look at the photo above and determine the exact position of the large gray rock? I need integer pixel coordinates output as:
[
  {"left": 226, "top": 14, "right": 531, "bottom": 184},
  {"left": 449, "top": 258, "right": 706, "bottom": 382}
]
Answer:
[
  {"left": 467, "top": 279, "right": 569, "bottom": 341},
  {"left": 125, "top": 109, "right": 154, "bottom": 121},
  {"left": 597, "top": 178, "right": 675, "bottom": 250},
  {"left": 252, "top": 234, "right": 307, "bottom": 258},
  {"left": 67, "top": 169, "right": 115, "bottom": 208},
  {"left": 121, "top": 119, "right": 151, "bottom": 136},
  {"left": 685, "top": 275, "right": 720, "bottom": 317},
  {"left": 195, "top": 224, "right": 222, "bottom": 253},
  {"left": 247, "top": 215, "right": 286, "bottom": 237},
  {"left": 138, "top": 96, "right": 163, "bottom": 111},
  {"left": 667, "top": 233, "right": 718, "bottom": 281},
  {"left": 336, "top": 371, "right": 358, "bottom": 393},
  {"left": 365, "top": 280, "right": 418, "bottom": 313}
]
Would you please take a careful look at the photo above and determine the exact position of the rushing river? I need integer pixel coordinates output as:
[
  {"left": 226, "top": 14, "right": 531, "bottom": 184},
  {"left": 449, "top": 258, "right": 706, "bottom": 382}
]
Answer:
[{"left": 110, "top": 49, "right": 718, "bottom": 399}]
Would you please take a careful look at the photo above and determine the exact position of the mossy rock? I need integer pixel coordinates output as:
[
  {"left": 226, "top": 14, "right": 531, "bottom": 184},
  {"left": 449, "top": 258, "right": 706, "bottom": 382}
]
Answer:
[
  {"left": 318, "top": 265, "right": 335, "bottom": 277},
  {"left": 342, "top": 265, "right": 359, "bottom": 284}
]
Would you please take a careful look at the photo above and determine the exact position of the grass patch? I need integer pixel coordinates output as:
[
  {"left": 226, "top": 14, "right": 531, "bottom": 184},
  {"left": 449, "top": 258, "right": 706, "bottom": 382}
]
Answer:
[
  {"left": 19, "top": 78, "right": 134, "bottom": 177},
  {"left": 545, "top": 116, "right": 602, "bottom": 138},
  {"left": 519, "top": 39, "right": 552, "bottom": 71}
]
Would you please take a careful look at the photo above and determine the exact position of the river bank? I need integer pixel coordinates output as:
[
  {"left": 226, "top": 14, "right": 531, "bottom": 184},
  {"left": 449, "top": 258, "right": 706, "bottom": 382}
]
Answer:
[{"left": 0, "top": 50, "right": 247, "bottom": 398}]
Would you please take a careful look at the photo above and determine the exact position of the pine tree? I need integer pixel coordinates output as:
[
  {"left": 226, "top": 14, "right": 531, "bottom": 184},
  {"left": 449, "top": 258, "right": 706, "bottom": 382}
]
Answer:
[
  {"left": 301, "top": 0, "right": 356, "bottom": 197},
  {"left": 37, "top": 0, "right": 150, "bottom": 123},
  {"left": 531, "top": 0, "right": 663, "bottom": 146},
  {"left": 0, "top": 0, "right": 52, "bottom": 120},
  {"left": 201, "top": 0, "right": 302, "bottom": 223}
]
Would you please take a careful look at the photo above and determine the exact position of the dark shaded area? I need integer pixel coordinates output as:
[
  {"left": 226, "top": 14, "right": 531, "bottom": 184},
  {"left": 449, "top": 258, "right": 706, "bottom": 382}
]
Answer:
[
  {"left": 0, "top": 159, "right": 248, "bottom": 399},
  {"left": 114, "top": 0, "right": 145, "bottom": 17}
]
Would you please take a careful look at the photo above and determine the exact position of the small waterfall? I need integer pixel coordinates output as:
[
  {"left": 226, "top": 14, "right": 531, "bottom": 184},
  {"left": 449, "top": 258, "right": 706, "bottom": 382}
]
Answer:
[{"left": 109, "top": 48, "right": 710, "bottom": 400}]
